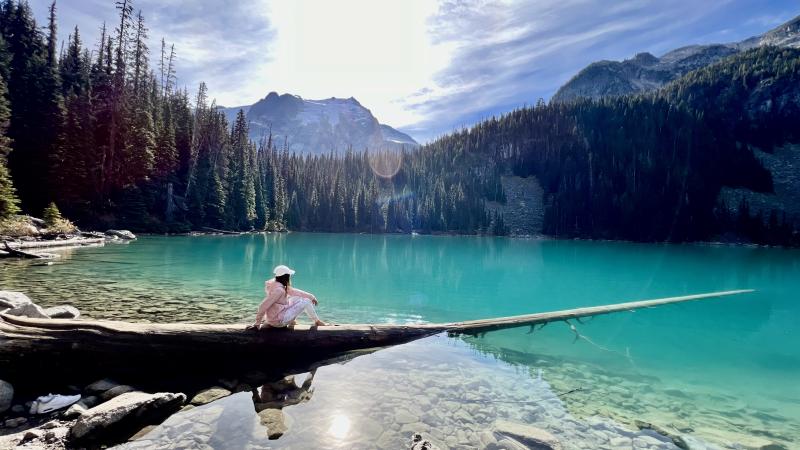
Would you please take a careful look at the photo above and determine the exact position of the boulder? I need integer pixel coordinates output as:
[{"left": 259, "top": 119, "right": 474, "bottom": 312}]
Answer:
[
  {"left": 0, "top": 380, "right": 12, "bottom": 413},
  {"left": 258, "top": 408, "right": 287, "bottom": 439},
  {"left": 189, "top": 386, "right": 231, "bottom": 405},
  {"left": 494, "top": 421, "right": 562, "bottom": 450},
  {"left": 100, "top": 385, "right": 136, "bottom": 401},
  {"left": 496, "top": 437, "right": 530, "bottom": 450},
  {"left": 634, "top": 420, "right": 689, "bottom": 449},
  {"left": 85, "top": 379, "right": 120, "bottom": 394},
  {"left": 0, "top": 291, "right": 33, "bottom": 310},
  {"left": 79, "top": 395, "right": 99, "bottom": 408},
  {"left": 68, "top": 391, "right": 185, "bottom": 445},
  {"left": 105, "top": 229, "right": 137, "bottom": 240},
  {"left": 41, "top": 305, "right": 80, "bottom": 319},
  {"left": 4, "top": 417, "right": 27, "bottom": 428},
  {"left": 5, "top": 302, "right": 50, "bottom": 319},
  {"left": 62, "top": 403, "right": 86, "bottom": 419}
]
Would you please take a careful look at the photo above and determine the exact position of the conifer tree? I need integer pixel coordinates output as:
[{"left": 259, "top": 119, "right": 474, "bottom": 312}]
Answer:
[
  {"left": 0, "top": 69, "right": 19, "bottom": 218},
  {"left": 1, "top": 0, "right": 63, "bottom": 213}
]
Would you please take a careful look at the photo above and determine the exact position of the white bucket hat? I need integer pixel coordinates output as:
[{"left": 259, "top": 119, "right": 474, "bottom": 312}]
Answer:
[{"left": 273, "top": 265, "right": 296, "bottom": 277}]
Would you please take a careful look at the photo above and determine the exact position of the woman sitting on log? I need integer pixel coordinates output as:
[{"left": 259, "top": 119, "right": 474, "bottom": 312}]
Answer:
[{"left": 250, "top": 265, "right": 328, "bottom": 329}]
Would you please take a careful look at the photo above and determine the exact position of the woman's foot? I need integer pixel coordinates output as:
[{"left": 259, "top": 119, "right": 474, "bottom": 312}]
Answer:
[
  {"left": 289, "top": 320, "right": 298, "bottom": 326},
  {"left": 313, "top": 320, "right": 328, "bottom": 327}
]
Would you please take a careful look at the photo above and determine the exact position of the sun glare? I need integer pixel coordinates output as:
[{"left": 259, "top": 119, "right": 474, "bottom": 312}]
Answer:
[{"left": 328, "top": 413, "right": 352, "bottom": 440}]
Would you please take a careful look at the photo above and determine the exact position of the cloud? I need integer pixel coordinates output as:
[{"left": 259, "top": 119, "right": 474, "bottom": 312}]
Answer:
[
  {"left": 35, "top": 0, "right": 276, "bottom": 107},
  {"left": 32, "top": 0, "right": 800, "bottom": 143},
  {"left": 397, "top": 0, "right": 740, "bottom": 141}
]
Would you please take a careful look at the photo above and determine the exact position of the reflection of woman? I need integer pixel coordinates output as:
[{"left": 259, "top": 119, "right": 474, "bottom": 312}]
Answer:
[{"left": 251, "top": 265, "right": 327, "bottom": 328}]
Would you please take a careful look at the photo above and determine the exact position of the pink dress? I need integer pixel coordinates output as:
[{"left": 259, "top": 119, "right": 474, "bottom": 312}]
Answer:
[{"left": 253, "top": 279, "right": 320, "bottom": 327}]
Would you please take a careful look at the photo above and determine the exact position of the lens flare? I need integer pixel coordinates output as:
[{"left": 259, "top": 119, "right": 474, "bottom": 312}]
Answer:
[
  {"left": 376, "top": 190, "right": 415, "bottom": 206},
  {"left": 368, "top": 150, "right": 403, "bottom": 178}
]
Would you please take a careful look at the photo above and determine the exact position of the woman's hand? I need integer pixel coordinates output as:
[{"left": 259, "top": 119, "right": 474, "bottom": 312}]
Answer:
[{"left": 311, "top": 298, "right": 318, "bottom": 306}]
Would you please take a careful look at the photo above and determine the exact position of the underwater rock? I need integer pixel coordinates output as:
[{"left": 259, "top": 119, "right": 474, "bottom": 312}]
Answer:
[
  {"left": 5, "top": 302, "right": 50, "bottom": 319},
  {"left": 0, "top": 291, "right": 33, "bottom": 310},
  {"left": 395, "top": 409, "right": 418, "bottom": 424},
  {"left": 42, "top": 305, "right": 80, "bottom": 319},
  {"left": 495, "top": 436, "right": 530, "bottom": 450},
  {"left": 69, "top": 391, "right": 185, "bottom": 445},
  {"left": 494, "top": 420, "right": 562, "bottom": 450},
  {"left": 258, "top": 408, "right": 287, "bottom": 439},
  {"left": 0, "top": 379, "right": 13, "bottom": 413},
  {"left": 634, "top": 419, "right": 689, "bottom": 449}
]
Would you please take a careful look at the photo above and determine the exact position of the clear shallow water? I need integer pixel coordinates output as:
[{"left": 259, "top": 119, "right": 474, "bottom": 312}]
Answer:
[
  {"left": 119, "top": 338, "right": 685, "bottom": 450},
  {"left": 2, "top": 233, "right": 799, "bottom": 448}
]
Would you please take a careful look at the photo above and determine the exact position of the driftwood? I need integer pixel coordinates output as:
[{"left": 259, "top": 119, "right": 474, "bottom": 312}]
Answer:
[
  {"left": 0, "top": 238, "right": 105, "bottom": 258},
  {"left": 0, "top": 290, "right": 752, "bottom": 383},
  {"left": 11, "top": 237, "right": 105, "bottom": 249},
  {"left": 1, "top": 241, "right": 51, "bottom": 259}
]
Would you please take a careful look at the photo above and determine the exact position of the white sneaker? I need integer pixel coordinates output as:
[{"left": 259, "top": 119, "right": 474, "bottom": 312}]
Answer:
[{"left": 30, "top": 394, "right": 81, "bottom": 414}]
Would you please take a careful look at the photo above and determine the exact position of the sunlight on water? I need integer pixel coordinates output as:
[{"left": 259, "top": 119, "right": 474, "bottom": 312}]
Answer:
[{"left": 2, "top": 233, "right": 799, "bottom": 448}]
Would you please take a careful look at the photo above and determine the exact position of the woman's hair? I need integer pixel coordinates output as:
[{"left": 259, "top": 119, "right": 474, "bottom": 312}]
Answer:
[{"left": 275, "top": 274, "right": 291, "bottom": 295}]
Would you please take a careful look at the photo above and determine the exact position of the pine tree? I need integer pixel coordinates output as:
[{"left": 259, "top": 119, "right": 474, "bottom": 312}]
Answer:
[
  {"left": 2, "top": 1, "right": 63, "bottom": 213},
  {"left": 227, "top": 110, "right": 256, "bottom": 230},
  {"left": 0, "top": 68, "right": 19, "bottom": 218},
  {"left": 42, "top": 201, "right": 62, "bottom": 227}
]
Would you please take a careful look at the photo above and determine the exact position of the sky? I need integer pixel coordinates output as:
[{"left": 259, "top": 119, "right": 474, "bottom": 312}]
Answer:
[{"left": 31, "top": 0, "right": 799, "bottom": 142}]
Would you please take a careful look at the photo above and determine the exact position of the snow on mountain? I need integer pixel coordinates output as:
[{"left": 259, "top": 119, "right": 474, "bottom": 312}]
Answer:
[{"left": 220, "top": 92, "right": 418, "bottom": 154}]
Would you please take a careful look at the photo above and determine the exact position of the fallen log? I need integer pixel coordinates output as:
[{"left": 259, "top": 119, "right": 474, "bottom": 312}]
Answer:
[
  {"left": 11, "top": 237, "right": 105, "bottom": 249},
  {"left": 1, "top": 241, "right": 53, "bottom": 259},
  {"left": 0, "top": 289, "right": 752, "bottom": 384},
  {"left": 200, "top": 227, "right": 241, "bottom": 235}
]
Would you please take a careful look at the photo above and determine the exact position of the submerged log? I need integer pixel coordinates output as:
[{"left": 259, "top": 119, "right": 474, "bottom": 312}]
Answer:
[
  {"left": 1, "top": 241, "right": 52, "bottom": 259},
  {"left": 0, "top": 290, "right": 752, "bottom": 384}
]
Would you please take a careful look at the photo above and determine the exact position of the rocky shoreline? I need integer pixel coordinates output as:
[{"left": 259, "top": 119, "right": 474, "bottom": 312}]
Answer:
[{"left": 0, "top": 215, "right": 137, "bottom": 259}]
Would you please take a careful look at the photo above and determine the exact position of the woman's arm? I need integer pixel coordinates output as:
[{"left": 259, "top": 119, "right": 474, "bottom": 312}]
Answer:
[{"left": 288, "top": 287, "right": 318, "bottom": 304}]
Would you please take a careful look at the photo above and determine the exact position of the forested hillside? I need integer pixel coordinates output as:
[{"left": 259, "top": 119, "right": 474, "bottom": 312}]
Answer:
[
  {"left": 0, "top": 2, "right": 796, "bottom": 245},
  {"left": 427, "top": 47, "right": 800, "bottom": 245}
]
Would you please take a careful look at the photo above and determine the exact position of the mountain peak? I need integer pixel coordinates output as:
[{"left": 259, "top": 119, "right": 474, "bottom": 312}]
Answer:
[{"left": 221, "top": 92, "right": 417, "bottom": 153}]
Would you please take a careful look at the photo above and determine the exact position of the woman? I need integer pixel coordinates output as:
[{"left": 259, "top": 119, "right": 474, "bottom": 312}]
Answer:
[{"left": 251, "top": 265, "right": 327, "bottom": 328}]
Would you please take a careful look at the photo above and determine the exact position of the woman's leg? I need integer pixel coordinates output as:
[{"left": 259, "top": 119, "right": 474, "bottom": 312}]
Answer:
[
  {"left": 281, "top": 297, "right": 325, "bottom": 326},
  {"left": 301, "top": 299, "right": 321, "bottom": 322}
]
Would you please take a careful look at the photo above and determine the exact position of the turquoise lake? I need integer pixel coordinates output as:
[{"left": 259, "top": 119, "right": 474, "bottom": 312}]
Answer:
[{"left": 1, "top": 233, "right": 798, "bottom": 448}]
